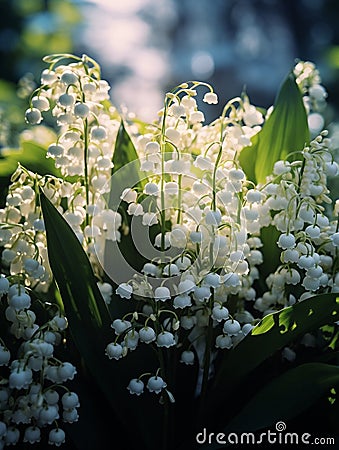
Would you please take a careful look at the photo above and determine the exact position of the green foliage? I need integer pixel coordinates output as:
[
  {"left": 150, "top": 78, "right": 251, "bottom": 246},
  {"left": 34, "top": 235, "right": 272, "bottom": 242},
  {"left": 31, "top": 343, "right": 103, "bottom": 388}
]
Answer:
[
  {"left": 6, "top": 0, "right": 80, "bottom": 69},
  {"left": 16, "top": 55, "right": 336, "bottom": 450},
  {"left": 0, "top": 132, "right": 58, "bottom": 178},
  {"left": 0, "top": 129, "right": 59, "bottom": 206},
  {"left": 40, "top": 187, "right": 339, "bottom": 448},
  {"left": 204, "top": 363, "right": 339, "bottom": 449},
  {"left": 40, "top": 191, "right": 111, "bottom": 332},
  {"left": 259, "top": 225, "right": 281, "bottom": 280},
  {"left": 238, "top": 72, "right": 311, "bottom": 283},
  {"left": 40, "top": 191, "right": 163, "bottom": 450},
  {"left": 211, "top": 293, "right": 339, "bottom": 399},
  {"left": 0, "top": 80, "right": 28, "bottom": 148},
  {"left": 0, "top": 0, "right": 81, "bottom": 152},
  {"left": 110, "top": 120, "right": 146, "bottom": 208},
  {"left": 21, "top": 0, "right": 81, "bottom": 57},
  {"left": 179, "top": 293, "right": 339, "bottom": 449},
  {"left": 12, "top": 0, "right": 45, "bottom": 15},
  {"left": 239, "top": 73, "right": 309, "bottom": 184},
  {"left": 105, "top": 120, "right": 149, "bottom": 277}
]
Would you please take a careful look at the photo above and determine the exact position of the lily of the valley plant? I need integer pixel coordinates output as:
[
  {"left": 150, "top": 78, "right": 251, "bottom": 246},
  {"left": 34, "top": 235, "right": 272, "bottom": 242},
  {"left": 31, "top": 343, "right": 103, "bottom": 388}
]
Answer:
[{"left": 0, "top": 53, "right": 338, "bottom": 449}]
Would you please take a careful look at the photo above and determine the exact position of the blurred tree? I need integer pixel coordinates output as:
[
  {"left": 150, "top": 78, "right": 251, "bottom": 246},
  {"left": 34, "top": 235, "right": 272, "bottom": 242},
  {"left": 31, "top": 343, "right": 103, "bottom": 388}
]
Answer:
[
  {"left": 0, "top": 0, "right": 80, "bottom": 82},
  {"left": 0, "top": 0, "right": 81, "bottom": 147},
  {"left": 0, "top": 0, "right": 81, "bottom": 206}
]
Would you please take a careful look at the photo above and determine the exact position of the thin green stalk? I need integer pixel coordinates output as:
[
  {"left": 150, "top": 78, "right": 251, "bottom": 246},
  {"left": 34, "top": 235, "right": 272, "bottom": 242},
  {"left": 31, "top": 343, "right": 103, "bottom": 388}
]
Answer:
[
  {"left": 83, "top": 118, "right": 90, "bottom": 226},
  {"left": 153, "top": 301, "right": 171, "bottom": 450},
  {"left": 177, "top": 174, "right": 182, "bottom": 224},
  {"left": 211, "top": 145, "right": 222, "bottom": 211},
  {"left": 297, "top": 157, "right": 306, "bottom": 192},
  {"left": 160, "top": 99, "right": 169, "bottom": 254},
  {"left": 160, "top": 188, "right": 166, "bottom": 254},
  {"left": 211, "top": 103, "right": 235, "bottom": 211},
  {"left": 158, "top": 345, "right": 170, "bottom": 450},
  {"left": 198, "top": 292, "right": 214, "bottom": 426},
  {"left": 331, "top": 214, "right": 339, "bottom": 281}
]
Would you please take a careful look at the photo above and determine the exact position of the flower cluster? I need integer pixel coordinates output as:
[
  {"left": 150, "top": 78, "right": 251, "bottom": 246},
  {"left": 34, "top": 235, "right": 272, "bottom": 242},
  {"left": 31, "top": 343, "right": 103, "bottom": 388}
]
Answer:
[
  {"left": 1, "top": 53, "right": 338, "bottom": 421},
  {"left": 254, "top": 133, "right": 339, "bottom": 314},
  {"left": 105, "top": 66, "right": 337, "bottom": 396},
  {"left": 294, "top": 60, "right": 328, "bottom": 137},
  {"left": 0, "top": 275, "right": 78, "bottom": 448},
  {"left": 24, "top": 54, "right": 123, "bottom": 277}
]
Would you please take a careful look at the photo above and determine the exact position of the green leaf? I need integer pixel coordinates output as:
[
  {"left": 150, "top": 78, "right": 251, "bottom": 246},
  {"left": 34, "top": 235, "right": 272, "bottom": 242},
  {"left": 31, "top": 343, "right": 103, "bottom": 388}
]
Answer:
[
  {"left": 0, "top": 132, "right": 60, "bottom": 207},
  {"left": 239, "top": 73, "right": 309, "bottom": 184},
  {"left": 260, "top": 225, "right": 281, "bottom": 279},
  {"left": 224, "top": 363, "right": 339, "bottom": 433},
  {"left": 104, "top": 120, "right": 150, "bottom": 281},
  {"left": 201, "top": 363, "right": 339, "bottom": 449},
  {"left": 40, "top": 190, "right": 111, "bottom": 330},
  {"left": 109, "top": 120, "right": 146, "bottom": 209},
  {"left": 40, "top": 190, "right": 162, "bottom": 450},
  {"left": 0, "top": 139, "right": 59, "bottom": 178},
  {"left": 112, "top": 120, "right": 140, "bottom": 171},
  {"left": 211, "top": 293, "right": 339, "bottom": 401}
]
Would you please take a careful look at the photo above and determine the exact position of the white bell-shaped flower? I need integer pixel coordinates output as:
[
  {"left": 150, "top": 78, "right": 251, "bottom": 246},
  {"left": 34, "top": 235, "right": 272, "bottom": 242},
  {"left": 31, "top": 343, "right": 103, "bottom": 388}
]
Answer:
[{"left": 147, "top": 376, "right": 167, "bottom": 394}]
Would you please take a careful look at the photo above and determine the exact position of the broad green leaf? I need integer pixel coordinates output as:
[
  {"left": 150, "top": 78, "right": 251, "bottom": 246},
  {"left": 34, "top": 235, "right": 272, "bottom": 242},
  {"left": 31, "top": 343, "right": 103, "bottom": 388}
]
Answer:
[
  {"left": 0, "top": 131, "right": 59, "bottom": 208},
  {"left": 203, "top": 363, "right": 339, "bottom": 449},
  {"left": 109, "top": 120, "right": 146, "bottom": 209},
  {"left": 104, "top": 120, "right": 151, "bottom": 281},
  {"left": 0, "top": 80, "right": 17, "bottom": 103},
  {"left": 40, "top": 191, "right": 163, "bottom": 450},
  {"left": 62, "top": 368, "right": 120, "bottom": 450},
  {"left": 238, "top": 132, "right": 258, "bottom": 184},
  {"left": 239, "top": 73, "right": 309, "bottom": 184},
  {"left": 225, "top": 363, "right": 339, "bottom": 431},
  {"left": 260, "top": 225, "right": 281, "bottom": 279},
  {"left": 113, "top": 120, "right": 140, "bottom": 171},
  {"left": 0, "top": 139, "right": 59, "bottom": 178},
  {"left": 40, "top": 190, "right": 111, "bottom": 330},
  {"left": 211, "top": 293, "right": 339, "bottom": 401}
]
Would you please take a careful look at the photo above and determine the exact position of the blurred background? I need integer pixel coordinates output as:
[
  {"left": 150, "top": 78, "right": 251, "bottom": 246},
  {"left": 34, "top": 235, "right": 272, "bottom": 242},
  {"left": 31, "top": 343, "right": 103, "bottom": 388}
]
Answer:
[{"left": 1, "top": 0, "right": 339, "bottom": 144}]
